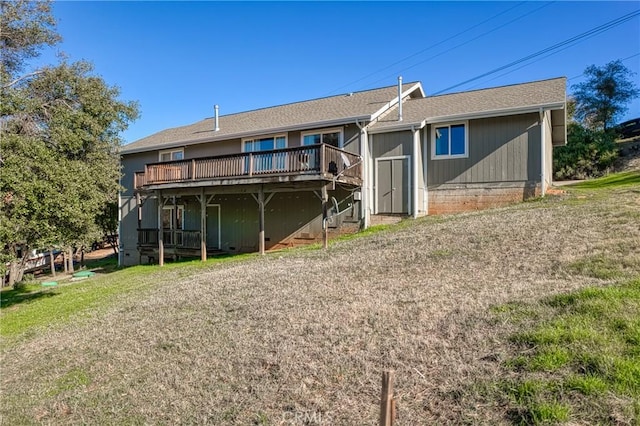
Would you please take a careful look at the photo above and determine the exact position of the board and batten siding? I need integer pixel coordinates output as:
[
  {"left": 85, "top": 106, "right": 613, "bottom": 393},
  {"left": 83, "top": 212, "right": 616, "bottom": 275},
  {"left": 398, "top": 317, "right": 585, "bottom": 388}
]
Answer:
[
  {"left": 427, "top": 113, "right": 541, "bottom": 186},
  {"left": 371, "top": 131, "right": 413, "bottom": 158}
]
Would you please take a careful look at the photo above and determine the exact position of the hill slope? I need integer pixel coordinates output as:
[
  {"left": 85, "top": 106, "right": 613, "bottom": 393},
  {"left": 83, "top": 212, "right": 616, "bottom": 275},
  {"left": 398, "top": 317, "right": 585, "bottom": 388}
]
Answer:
[{"left": 2, "top": 172, "right": 639, "bottom": 424}]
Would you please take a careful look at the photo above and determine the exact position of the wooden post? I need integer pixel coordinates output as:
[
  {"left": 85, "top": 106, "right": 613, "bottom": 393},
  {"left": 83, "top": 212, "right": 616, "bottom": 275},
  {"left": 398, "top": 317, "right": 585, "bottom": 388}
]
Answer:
[
  {"left": 258, "top": 187, "right": 265, "bottom": 255},
  {"left": 158, "top": 191, "right": 164, "bottom": 266},
  {"left": 321, "top": 185, "right": 329, "bottom": 249},
  {"left": 191, "top": 159, "right": 196, "bottom": 180},
  {"left": 200, "top": 189, "right": 207, "bottom": 262},
  {"left": 379, "top": 370, "right": 395, "bottom": 426},
  {"left": 319, "top": 144, "right": 326, "bottom": 174}
]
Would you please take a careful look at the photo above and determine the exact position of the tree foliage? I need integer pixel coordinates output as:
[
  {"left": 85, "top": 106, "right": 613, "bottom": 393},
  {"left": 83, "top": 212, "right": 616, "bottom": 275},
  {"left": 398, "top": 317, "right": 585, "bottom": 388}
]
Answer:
[
  {"left": 1, "top": 0, "right": 138, "bottom": 284},
  {"left": 572, "top": 60, "right": 639, "bottom": 131},
  {"left": 0, "top": 0, "right": 60, "bottom": 87},
  {"left": 553, "top": 122, "right": 618, "bottom": 180}
]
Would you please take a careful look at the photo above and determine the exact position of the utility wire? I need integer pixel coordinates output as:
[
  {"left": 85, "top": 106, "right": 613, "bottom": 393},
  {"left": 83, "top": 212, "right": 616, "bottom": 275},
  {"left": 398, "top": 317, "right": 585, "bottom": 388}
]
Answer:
[
  {"left": 324, "top": 1, "right": 529, "bottom": 96},
  {"left": 465, "top": 37, "right": 639, "bottom": 90},
  {"left": 360, "top": 1, "right": 556, "bottom": 91},
  {"left": 432, "top": 9, "right": 640, "bottom": 95},
  {"left": 567, "top": 52, "right": 640, "bottom": 81}
]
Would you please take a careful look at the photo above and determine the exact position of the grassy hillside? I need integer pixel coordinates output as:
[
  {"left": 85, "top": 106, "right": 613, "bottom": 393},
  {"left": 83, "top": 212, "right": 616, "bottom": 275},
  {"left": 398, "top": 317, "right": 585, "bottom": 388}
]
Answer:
[{"left": 1, "top": 171, "right": 639, "bottom": 424}]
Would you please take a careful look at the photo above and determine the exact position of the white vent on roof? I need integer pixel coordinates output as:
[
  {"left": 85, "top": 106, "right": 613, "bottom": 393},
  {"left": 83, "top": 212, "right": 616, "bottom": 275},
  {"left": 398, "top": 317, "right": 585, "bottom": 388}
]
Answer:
[{"left": 214, "top": 105, "right": 220, "bottom": 132}]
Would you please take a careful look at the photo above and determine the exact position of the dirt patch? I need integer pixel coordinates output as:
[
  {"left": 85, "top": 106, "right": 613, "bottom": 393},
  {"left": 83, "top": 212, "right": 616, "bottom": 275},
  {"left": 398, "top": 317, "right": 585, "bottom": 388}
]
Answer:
[{"left": 82, "top": 248, "right": 116, "bottom": 261}]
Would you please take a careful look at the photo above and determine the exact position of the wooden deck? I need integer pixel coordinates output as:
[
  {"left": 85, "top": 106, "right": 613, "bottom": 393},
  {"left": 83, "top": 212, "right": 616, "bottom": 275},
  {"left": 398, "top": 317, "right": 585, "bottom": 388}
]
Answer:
[{"left": 134, "top": 144, "right": 362, "bottom": 190}]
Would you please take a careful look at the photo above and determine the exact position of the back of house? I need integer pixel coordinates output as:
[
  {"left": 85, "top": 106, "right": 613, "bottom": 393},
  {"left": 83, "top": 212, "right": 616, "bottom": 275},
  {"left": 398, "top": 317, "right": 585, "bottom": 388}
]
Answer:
[{"left": 119, "top": 77, "right": 566, "bottom": 265}]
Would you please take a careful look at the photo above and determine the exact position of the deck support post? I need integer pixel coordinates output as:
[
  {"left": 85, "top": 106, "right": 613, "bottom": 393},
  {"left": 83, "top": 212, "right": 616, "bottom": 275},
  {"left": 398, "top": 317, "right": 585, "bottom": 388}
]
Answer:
[
  {"left": 321, "top": 184, "right": 329, "bottom": 249},
  {"left": 158, "top": 190, "right": 164, "bottom": 266},
  {"left": 258, "top": 187, "right": 265, "bottom": 255},
  {"left": 200, "top": 188, "right": 207, "bottom": 262}
]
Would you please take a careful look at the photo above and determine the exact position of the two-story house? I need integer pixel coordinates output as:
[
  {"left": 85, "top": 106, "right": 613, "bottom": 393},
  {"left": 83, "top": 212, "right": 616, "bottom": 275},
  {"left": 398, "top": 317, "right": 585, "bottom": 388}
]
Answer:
[{"left": 119, "top": 77, "right": 566, "bottom": 265}]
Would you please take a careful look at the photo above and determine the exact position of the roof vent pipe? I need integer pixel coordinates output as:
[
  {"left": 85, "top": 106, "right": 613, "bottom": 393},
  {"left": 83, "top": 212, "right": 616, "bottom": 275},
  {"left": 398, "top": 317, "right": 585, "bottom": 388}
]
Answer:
[
  {"left": 214, "top": 104, "right": 220, "bottom": 131},
  {"left": 398, "top": 76, "right": 403, "bottom": 122}
]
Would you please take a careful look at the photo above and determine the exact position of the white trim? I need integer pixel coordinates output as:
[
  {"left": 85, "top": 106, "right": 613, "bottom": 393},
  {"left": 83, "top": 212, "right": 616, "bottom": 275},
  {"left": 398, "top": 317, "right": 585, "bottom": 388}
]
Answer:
[
  {"left": 366, "top": 102, "right": 565, "bottom": 134},
  {"left": 206, "top": 203, "right": 222, "bottom": 250},
  {"left": 370, "top": 82, "right": 426, "bottom": 122},
  {"left": 374, "top": 155, "right": 411, "bottom": 215},
  {"left": 241, "top": 133, "right": 288, "bottom": 152},
  {"left": 158, "top": 148, "right": 184, "bottom": 162},
  {"left": 426, "top": 102, "right": 565, "bottom": 125},
  {"left": 422, "top": 128, "right": 428, "bottom": 215},
  {"left": 540, "top": 108, "right": 546, "bottom": 197},
  {"left": 368, "top": 120, "right": 426, "bottom": 135},
  {"left": 412, "top": 127, "right": 420, "bottom": 218},
  {"left": 431, "top": 121, "right": 469, "bottom": 160},
  {"left": 301, "top": 127, "right": 344, "bottom": 148}
]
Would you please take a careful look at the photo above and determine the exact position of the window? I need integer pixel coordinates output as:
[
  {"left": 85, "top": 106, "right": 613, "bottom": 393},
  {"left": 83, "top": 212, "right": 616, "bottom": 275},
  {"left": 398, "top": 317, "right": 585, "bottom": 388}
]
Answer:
[
  {"left": 243, "top": 135, "right": 287, "bottom": 172},
  {"left": 159, "top": 148, "right": 184, "bottom": 162},
  {"left": 161, "top": 205, "right": 184, "bottom": 230},
  {"left": 301, "top": 128, "right": 342, "bottom": 148},
  {"left": 243, "top": 135, "right": 286, "bottom": 152},
  {"left": 161, "top": 205, "right": 184, "bottom": 245},
  {"left": 431, "top": 122, "right": 468, "bottom": 159}
]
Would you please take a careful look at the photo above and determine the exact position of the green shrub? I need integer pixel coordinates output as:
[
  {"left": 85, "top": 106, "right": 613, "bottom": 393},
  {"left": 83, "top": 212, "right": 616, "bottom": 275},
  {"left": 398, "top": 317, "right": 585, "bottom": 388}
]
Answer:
[{"left": 554, "top": 123, "right": 618, "bottom": 180}]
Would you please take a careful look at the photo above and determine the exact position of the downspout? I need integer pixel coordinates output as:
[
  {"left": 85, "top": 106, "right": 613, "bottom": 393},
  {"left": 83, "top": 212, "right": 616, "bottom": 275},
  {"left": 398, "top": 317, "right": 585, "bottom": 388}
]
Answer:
[
  {"left": 423, "top": 124, "right": 428, "bottom": 214},
  {"left": 539, "top": 108, "right": 546, "bottom": 197},
  {"left": 117, "top": 169, "right": 123, "bottom": 267},
  {"left": 411, "top": 125, "right": 419, "bottom": 218},
  {"left": 356, "top": 119, "right": 370, "bottom": 229}
]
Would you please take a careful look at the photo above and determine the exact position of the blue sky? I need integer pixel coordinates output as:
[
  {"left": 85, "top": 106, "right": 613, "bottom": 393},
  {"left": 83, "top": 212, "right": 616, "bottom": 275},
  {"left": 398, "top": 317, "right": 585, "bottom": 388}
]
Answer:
[{"left": 39, "top": 1, "right": 640, "bottom": 145}]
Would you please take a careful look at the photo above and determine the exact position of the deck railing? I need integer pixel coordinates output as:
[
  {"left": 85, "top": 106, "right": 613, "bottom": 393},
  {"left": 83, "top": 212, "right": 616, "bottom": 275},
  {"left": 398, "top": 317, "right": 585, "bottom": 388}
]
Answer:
[
  {"left": 134, "top": 144, "right": 361, "bottom": 189},
  {"left": 138, "top": 229, "right": 201, "bottom": 249}
]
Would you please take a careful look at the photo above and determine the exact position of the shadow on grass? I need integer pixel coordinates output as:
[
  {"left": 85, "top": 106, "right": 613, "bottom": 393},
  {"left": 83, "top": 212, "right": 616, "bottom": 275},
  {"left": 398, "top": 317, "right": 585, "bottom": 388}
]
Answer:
[
  {"left": 77, "top": 255, "right": 120, "bottom": 275},
  {"left": 1, "top": 288, "right": 58, "bottom": 309}
]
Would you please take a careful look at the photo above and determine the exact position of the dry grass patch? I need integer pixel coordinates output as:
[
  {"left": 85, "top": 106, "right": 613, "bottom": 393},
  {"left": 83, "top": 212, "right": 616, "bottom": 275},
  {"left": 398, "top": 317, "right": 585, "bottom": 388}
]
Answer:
[{"left": 1, "top": 173, "right": 639, "bottom": 424}]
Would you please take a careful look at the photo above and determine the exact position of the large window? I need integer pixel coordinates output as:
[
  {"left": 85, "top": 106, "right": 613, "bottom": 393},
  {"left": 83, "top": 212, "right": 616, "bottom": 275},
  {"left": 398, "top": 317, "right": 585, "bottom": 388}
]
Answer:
[
  {"left": 301, "top": 128, "right": 342, "bottom": 148},
  {"left": 432, "top": 122, "right": 468, "bottom": 159},
  {"left": 243, "top": 135, "right": 286, "bottom": 152},
  {"left": 243, "top": 135, "right": 287, "bottom": 172},
  {"left": 159, "top": 148, "right": 184, "bottom": 162}
]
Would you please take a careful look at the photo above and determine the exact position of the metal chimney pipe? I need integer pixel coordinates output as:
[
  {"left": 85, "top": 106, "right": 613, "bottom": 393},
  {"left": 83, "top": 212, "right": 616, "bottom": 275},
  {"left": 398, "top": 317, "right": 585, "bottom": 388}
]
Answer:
[
  {"left": 398, "top": 76, "right": 403, "bottom": 122},
  {"left": 214, "top": 104, "right": 220, "bottom": 131}
]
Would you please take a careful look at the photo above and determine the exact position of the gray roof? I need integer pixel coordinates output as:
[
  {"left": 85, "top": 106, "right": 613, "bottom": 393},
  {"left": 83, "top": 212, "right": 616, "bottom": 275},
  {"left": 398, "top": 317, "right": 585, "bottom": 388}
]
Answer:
[
  {"left": 369, "top": 77, "right": 566, "bottom": 132},
  {"left": 121, "top": 83, "right": 423, "bottom": 154}
]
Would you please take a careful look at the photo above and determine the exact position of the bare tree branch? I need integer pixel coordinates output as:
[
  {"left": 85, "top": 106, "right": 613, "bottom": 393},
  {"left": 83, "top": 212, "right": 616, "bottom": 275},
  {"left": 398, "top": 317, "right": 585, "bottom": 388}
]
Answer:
[{"left": 2, "top": 70, "right": 43, "bottom": 89}]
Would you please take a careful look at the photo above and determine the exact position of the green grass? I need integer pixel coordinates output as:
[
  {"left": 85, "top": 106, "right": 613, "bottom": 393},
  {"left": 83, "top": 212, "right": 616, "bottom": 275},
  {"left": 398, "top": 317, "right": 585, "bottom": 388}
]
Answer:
[
  {"left": 493, "top": 278, "right": 640, "bottom": 424},
  {"left": 568, "top": 170, "right": 640, "bottom": 190},
  {"left": 0, "top": 253, "right": 257, "bottom": 345}
]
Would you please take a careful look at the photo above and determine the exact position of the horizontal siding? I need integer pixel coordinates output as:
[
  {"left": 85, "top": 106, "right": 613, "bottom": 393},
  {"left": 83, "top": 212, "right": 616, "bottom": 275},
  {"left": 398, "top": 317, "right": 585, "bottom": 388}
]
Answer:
[
  {"left": 427, "top": 113, "right": 541, "bottom": 186},
  {"left": 186, "top": 139, "right": 241, "bottom": 158},
  {"left": 121, "top": 151, "right": 158, "bottom": 197}
]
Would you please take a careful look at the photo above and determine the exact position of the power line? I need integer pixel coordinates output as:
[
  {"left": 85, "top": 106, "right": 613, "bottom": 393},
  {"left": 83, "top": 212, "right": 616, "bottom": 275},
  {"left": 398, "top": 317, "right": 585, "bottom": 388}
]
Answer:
[
  {"left": 323, "top": 1, "right": 530, "bottom": 96},
  {"left": 360, "top": 1, "right": 556, "bottom": 91},
  {"left": 466, "top": 37, "right": 639, "bottom": 90},
  {"left": 567, "top": 53, "right": 640, "bottom": 81},
  {"left": 432, "top": 9, "right": 640, "bottom": 95}
]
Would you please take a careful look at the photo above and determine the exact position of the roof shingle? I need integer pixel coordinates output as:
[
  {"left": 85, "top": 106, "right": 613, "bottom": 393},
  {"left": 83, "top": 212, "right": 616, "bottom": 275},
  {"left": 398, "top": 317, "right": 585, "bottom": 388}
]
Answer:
[
  {"left": 370, "top": 77, "right": 566, "bottom": 131},
  {"left": 121, "top": 83, "right": 421, "bottom": 154}
]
